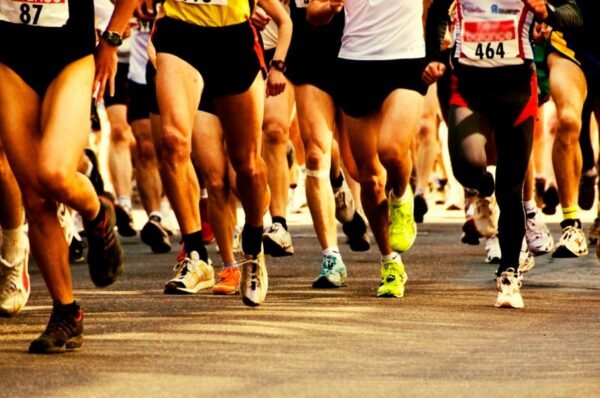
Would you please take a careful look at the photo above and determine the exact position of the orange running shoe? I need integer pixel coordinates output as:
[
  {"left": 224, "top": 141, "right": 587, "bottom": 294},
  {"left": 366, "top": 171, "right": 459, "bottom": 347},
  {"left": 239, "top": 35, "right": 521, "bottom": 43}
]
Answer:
[{"left": 212, "top": 266, "right": 241, "bottom": 295}]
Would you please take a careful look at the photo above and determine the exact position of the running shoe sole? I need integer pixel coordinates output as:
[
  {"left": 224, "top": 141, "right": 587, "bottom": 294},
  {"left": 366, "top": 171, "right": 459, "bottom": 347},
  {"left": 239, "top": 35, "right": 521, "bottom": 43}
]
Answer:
[
  {"left": 29, "top": 335, "right": 83, "bottom": 354},
  {"left": 140, "top": 222, "right": 171, "bottom": 253}
]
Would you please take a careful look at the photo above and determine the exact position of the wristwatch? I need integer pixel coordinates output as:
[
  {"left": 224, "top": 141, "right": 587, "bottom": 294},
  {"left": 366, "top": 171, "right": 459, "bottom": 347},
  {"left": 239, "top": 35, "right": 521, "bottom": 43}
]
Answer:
[
  {"left": 269, "top": 59, "right": 286, "bottom": 73},
  {"left": 101, "top": 31, "right": 123, "bottom": 47}
]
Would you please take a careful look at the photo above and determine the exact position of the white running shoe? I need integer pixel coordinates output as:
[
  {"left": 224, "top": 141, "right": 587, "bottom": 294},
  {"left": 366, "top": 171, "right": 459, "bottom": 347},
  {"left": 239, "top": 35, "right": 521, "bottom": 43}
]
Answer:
[
  {"left": 0, "top": 238, "right": 30, "bottom": 317},
  {"left": 552, "top": 219, "right": 588, "bottom": 258},
  {"left": 525, "top": 209, "right": 554, "bottom": 255},
  {"left": 495, "top": 268, "right": 524, "bottom": 309},
  {"left": 519, "top": 237, "right": 535, "bottom": 273},
  {"left": 239, "top": 252, "right": 268, "bottom": 307},
  {"left": 163, "top": 251, "right": 215, "bottom": 294},
  {"left": 262, "top": 223, "right": 294, "bottom": 257},
  {"left": 485, "top": 236, "right": 501, "bottom": 264},
  {"left": 474, "top": 196, "right": 499, "bottom": 238},
  {"left": 57, "top": 203, "right": 75, "bottom": 245},
  {"left": 333, "top": 179, "right": 356, "bottom": 224}
]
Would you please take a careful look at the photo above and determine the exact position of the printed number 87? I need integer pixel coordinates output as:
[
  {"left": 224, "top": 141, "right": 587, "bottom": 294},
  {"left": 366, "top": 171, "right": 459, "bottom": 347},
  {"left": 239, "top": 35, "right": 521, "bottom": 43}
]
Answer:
[{"left": 20, "top": 3, "right": 43, "bottom": 25}]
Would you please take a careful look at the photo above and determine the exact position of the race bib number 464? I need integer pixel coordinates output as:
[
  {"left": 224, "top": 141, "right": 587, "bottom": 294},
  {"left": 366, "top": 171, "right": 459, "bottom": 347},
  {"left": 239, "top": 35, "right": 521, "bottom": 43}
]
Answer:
[
  {"left": 461, "top": 20, "right": 519, "bottom": 60},
  {"left": 0, "top": 0, "right": 69, "bottom": 27}
]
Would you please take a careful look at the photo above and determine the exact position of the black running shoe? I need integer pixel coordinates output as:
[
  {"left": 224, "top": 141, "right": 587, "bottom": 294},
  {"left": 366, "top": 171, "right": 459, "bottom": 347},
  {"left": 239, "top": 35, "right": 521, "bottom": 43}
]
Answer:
[
  {"left": 542, "top": 186, "right": 559, "bottom": 215},
  {"left": 84, "top": 197, "right": 124, "bottom": 287},
  {"left": 141, "top": 216, "right": 172, "bottom": 253},
  {"left": 578, "top": 173, "right": 597, "bottom": 211},
  {"left": 115, "top": 203, "right": 137, "bottom": 237},
  {"left": 69, "top": 235, "right": 86, "bottom": 264},
  {"left": 343, "top": 212, "right": 371, "bottom": 252},
  {"left": 29, "top": 301, "right": 83, "bottom": 354},
  {"left": 413, "top": 194, "right": 428, "bottom": 224},
  {"left": 83, "top": 148, "right": 105, "bottom": 196}
]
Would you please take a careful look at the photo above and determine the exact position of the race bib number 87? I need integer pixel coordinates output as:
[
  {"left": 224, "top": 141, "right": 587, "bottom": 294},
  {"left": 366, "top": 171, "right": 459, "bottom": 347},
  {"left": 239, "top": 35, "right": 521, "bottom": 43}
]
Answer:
[
  {"left": 0, "top": 0, "right": 69, "bottom": 27},
  {"left": 461, "top": 20, "right": 519, "bottom": 60}
]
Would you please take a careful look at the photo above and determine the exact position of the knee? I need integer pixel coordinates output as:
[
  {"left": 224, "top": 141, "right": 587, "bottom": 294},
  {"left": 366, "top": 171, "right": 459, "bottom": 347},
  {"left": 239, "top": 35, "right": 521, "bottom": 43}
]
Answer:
[
  {"left": 378, "top": 144, "right": 405, "bottom": 170},
  {"left": 21, "top": 190, "right": 50, "bottom": 215},
  {"left": 229, "top": 152, "right": 261, "bottom": 179},
  {"left": 109, "top": 122, "right": 131, "bottom": 146},
  {"left": 556, "top": 110, "right": 583, "bottom": 145},
  {"left": 136, "top": 138, "right": 158, "bottom": 165},
  {"left": 263, "top": 119, "right": 288, "bottom": 147},
  {"left": 37, "top": 167, "right": 72, "bottom": 200},
  {"left": 305, "top": 143, "right": 330, "bottom": 171},
  {"left": 359, "top": 172, "right": 386, "bottom": 195},
  {"left": 161, "top": 126, "right": 191, "bottom": 165}
]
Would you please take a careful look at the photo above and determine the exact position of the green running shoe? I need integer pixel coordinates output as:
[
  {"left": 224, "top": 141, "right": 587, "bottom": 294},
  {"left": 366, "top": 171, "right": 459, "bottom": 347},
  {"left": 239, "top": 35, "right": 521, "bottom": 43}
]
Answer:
[
  {"left": 389, "top": 186, "right": 417, "bottom": 253},
  {"left": 377, "top": 257, "right": 408, "bottom": 298},
  {"left": 312, "top": 255, "right": 347, "bottom": 288}
]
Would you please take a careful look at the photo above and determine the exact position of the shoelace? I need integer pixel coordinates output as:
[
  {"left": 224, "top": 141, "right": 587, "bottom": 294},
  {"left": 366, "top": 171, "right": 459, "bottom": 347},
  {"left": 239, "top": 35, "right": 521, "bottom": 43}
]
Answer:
[
  {"left": 44, "top": 309, "right": 77, "bottom": 337},
  {"left": 321, "top": 256, "right": 337, "bottom": 273}
]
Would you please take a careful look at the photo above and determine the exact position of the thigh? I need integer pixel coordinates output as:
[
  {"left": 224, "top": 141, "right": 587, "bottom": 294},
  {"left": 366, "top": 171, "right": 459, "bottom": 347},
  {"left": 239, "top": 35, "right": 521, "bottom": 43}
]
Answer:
[
  {"left": 156, "top": 53, "right": 203, "bottom": 138},
  {"left": 448, "top": 105, "right": 491, "bottom": 167},
  {"left": 215, "top": 72, "right": 265, "bottom": 161},
  {"left": 342, "top": 111, "right": 383, "bottom": 176},
  {"left": 379, "top": 88, "right": 425, "bottom": 151},
  {"left": 39, "top": 55, "right": 95, "bottom": 175},
  {"left": 294, "top": 84, "right": 336, "bottom": 151},
  {"left": 548, "top": 53, "right": 587, "bottom": 116}
]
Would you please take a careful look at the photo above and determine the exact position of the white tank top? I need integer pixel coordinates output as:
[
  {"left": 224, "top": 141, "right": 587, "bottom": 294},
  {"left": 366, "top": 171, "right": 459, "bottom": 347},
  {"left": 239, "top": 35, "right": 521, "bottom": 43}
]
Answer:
[
  {"left": 339, "top": 0, "right": 425, "bottom": 61},
  {"left": 127, "top": 20, "right": 152, "bottom": 85},
  {"left": 260, "top": 3, "right": 290, "bottom": 51},
  {"left": 454, "top": 0, "right": 534, "bottom": 67}
]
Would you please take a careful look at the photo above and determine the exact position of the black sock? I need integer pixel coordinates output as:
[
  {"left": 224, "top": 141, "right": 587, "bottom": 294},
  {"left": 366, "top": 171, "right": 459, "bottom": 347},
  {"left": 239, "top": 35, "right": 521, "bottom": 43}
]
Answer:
[
  {"left": 272, "top": 216, "right": 288, "bottom": 230},
  {"left": 331, "top": 172, "right": 344, "bottom": 189},
  {"left": 242, "top": 224, "right": 264, "bottom": 256},
  {"left": 479, "top": 171, "right": 495, "bottom": 197},
  {"left": 182, "top": 231, "right": 208, "bottom": 262}
]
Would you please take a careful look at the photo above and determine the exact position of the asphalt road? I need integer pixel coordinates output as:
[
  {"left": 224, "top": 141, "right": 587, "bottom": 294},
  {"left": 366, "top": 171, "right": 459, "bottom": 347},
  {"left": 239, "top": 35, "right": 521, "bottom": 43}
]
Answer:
[{"left": 1, "top": 207, "right": 599, "bottom": 398}]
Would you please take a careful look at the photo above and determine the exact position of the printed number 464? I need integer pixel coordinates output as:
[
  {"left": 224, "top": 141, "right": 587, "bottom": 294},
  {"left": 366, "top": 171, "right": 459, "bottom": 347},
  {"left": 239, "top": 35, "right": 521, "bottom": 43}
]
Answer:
[
  {"left": 475, "top": 42, "right": 505, "bottom": 59},
  {"left": 20, "top": 3, "right": 43, "bottom": 25}
]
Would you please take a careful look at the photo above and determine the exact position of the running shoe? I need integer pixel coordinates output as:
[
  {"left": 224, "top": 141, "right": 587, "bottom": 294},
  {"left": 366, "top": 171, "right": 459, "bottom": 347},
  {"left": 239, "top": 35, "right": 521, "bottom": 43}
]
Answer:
[
  {"left": 433, "top": 178, "right": 448, "bottom": 205},
  {"left": 140, "top": 215, "right": 172, "bottom": 253},
  {"left": 377, "top": 255, "right": 408, "bottom": 298},
  {"left": 519, "top": 238, "right": 535, "bottom": 273},
  {"left": 542, "top": 185, "right": 559, "bottom": 215},
  {"left": 262, "top": 222, "right": 294, "bottom": 257},
  {"left": 473, "top": 196, "right": 499, "bottom": 238},
  {"left": 484, "top": 236, "right": 501, "bottom": 264},
  {"left": 164, "top": 251, "right": 215, "bottom": 294},
  {"left": 83, "top": 148, "right": 105, "bottom": 195},
  {"left": 28, "top": 301, "right": 83, "bottom": 354},
  {"left": 461, "top": 202, "right": 481, "bottom": 245},
  {"left": 212, "top": 266, "right": 241, "bottom": 295},
  {"left": 83, "top": 197, "right": 124, "bottom": 287},
  {"left": 413, "top": 193, "right": 428, "bottom": 224},
  {"left": 114, "top": 203, "right": 137, "bottom": 237},
  {"left": 0, "top": 238, "right": 30, "bottom": 318},
  {"left": 388, "top": 187, "right": 417, "bottom": 253},
  {"left": 239, "top": 252, "right": 268, "bottom": 307},
  {"left": 57, "top": 203, "right": 74, "bottom": 245},
  {"left": 312, "top": 255, "right": 347, "bottom": 288},
  {"left": 495, "top": 268, "right": 524, "bottom": 309},
  {"left": 69, "top": 234, "right": 86, "bottom": 264},
  {"left": 342, "top": 212, "right": 371, "bottom": 252},
  {"left": 578, "top": 172, "right": 597, "bottom": 211},
  {"left": 588, "top": 217, "right": 600, "bottom": 245},
  {"left": 525, "top": 209, "right": 554, "bottom": 255},
  {"left": 333, "top": 179, "right": 356, "bottom": 224},
  {"left": 552, "top": 219, "right": 589, "bottom": 258}
]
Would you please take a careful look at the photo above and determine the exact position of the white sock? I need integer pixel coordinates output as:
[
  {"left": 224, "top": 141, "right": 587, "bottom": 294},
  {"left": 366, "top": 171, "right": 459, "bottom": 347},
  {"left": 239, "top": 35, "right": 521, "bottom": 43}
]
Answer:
[
  {"left": 118, "top": 196, "right": 132, "bottom": 212},
  {"left": 1, "top": 226, "right": 27, "bottom": 265},
  {"left": 149, "top": 211, "right": 162, "bottom": 221},
  {"left": 381, "top": 251, "right": 400, "bottom": 262},
  {"left": 523, "top": 199, "right": 537, "bottom": 215},
  {"left": 200, "top": 188, "right": 208, "bottom": 199},
  {"left": 323, "top": 247, "right": 341, "bottom": 258}
]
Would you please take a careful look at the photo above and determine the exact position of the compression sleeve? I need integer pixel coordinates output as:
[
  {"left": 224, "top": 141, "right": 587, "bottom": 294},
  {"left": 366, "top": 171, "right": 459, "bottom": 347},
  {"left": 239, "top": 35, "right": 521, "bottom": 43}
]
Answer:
[{"left": 425, "top": 0, "right": 454, "bottom": 62}]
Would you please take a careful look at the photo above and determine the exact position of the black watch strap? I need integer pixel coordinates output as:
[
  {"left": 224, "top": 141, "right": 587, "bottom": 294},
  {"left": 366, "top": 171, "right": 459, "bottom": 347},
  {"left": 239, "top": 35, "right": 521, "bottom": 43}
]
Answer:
[{"left": 101, "top": 31, "right": 123, "bottom": 47}]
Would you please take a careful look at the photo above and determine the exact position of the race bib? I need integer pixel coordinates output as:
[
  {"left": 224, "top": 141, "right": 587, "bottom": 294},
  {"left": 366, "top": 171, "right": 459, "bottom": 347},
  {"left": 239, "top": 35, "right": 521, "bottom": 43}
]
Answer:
[
  {"left": 174, "top": 0, "right": 228, "bottom": 5},
  {"left": 294, "top": 0, "right": 308, "bottom": 8},
  {"left": 460, "top": 19, "right": 520, "bottom": 61},
  {"left": 0, "top": 0, "right": 69, "bottom": 27}
]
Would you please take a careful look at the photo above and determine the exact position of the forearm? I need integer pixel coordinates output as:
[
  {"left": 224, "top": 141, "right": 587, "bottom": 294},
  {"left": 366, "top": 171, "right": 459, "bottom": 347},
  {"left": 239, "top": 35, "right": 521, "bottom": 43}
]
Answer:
[
  {"left": 425, "top": 0, "right": 453, "bottom": 62},
  {"left": 546, "top": 0, "right": 583, "bottom": 30},
  {"left": 307, "top": 0, "right": 340, "bottom": 26},
  {"left": 104, "top": 0, "right": 139, "bottom": 34}
]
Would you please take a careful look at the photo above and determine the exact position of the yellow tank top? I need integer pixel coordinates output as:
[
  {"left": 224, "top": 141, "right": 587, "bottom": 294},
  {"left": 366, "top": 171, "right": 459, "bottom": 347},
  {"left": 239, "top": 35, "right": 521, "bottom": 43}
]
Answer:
[{"left": 164, "top": 0, "right": 253, "bottom": 27}]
